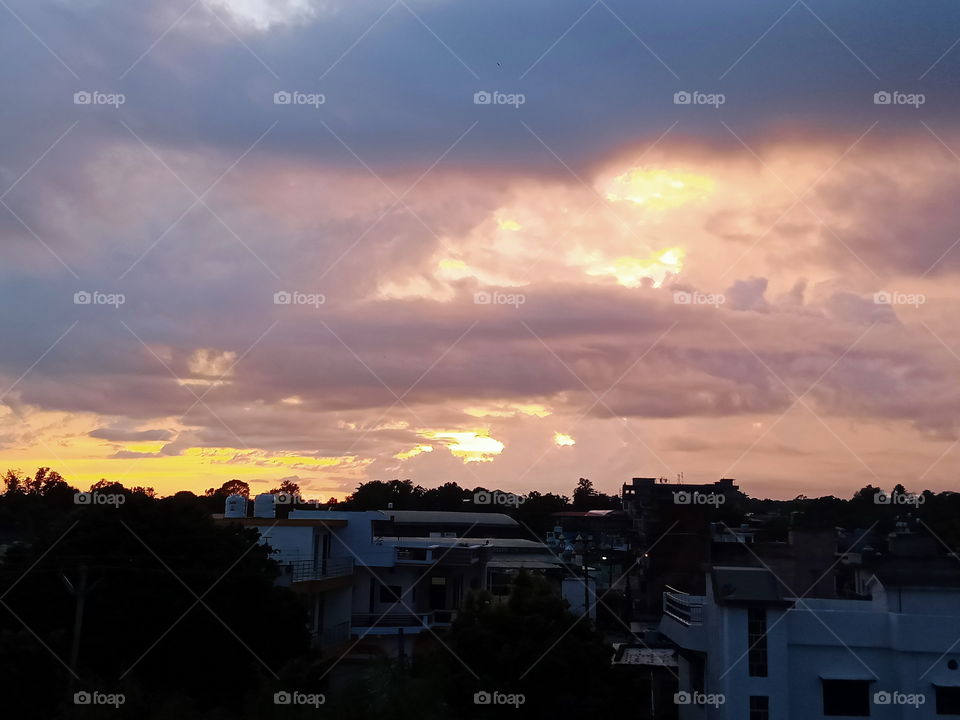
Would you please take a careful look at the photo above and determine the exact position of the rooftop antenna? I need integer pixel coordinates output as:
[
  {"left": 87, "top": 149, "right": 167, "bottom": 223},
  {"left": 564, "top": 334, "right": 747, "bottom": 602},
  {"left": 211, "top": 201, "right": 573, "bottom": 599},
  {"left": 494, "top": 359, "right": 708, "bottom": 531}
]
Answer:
[{"left": 676, "top": 472, "right": 684, "bottom": 484}]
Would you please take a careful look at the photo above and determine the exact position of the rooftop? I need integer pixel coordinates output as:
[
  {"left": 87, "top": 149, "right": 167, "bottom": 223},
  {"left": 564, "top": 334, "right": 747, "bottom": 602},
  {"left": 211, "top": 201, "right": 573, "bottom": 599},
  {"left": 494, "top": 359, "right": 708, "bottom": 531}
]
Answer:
[
  {"left": 381, "top": 510, "right": 518, "bottom": 526},
  {"left": 711, "top": 566, "right": 792, "bottom": 606}
]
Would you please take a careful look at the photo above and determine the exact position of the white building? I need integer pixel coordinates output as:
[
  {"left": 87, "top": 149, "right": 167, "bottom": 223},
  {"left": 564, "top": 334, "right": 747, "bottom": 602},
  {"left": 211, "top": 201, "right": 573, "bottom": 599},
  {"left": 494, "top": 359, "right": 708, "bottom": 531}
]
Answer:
[
  {"left": 217, "top": 498, "right": 567, "bottom": 656},
  {"left": 660, "top": 563, "right": 960, "bottom": 719}
]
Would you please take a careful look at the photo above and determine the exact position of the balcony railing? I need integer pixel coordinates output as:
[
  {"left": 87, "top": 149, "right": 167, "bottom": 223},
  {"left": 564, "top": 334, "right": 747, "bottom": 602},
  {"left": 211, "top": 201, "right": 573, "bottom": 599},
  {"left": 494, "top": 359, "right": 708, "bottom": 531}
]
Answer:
[
  {"left": 663, "top": 591, "right": 705, "bottom": 626},
  {"left": 285, "top": 557, "right": 354, "bottom": 583},
  {"left": 352, "top": 612, "right": 433, "bottom": 629}
]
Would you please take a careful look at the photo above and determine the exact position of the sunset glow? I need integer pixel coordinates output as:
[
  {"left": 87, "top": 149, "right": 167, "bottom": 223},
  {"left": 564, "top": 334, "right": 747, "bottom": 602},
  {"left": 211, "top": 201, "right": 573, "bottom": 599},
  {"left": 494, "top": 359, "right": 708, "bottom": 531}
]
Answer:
[{"left": 419, "top": 431, "right": 506, "bottom": 463}]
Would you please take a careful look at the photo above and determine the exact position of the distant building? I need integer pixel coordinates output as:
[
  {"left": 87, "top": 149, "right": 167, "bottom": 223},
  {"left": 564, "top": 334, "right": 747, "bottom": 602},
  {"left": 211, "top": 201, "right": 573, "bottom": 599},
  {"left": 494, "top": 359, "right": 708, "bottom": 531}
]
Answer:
[{"left": 621, "top": 477, "right": 743, "bottom": 616}]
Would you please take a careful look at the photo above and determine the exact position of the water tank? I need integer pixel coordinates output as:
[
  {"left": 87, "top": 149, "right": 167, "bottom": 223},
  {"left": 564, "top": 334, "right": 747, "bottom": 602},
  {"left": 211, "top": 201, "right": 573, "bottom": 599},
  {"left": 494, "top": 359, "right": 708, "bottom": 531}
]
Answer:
[
  {"left": 253, "top": 493, "right": 276, "bottom": 518},
  {"left": 224, "top": 494, "right": 247, "bottom": 518}
]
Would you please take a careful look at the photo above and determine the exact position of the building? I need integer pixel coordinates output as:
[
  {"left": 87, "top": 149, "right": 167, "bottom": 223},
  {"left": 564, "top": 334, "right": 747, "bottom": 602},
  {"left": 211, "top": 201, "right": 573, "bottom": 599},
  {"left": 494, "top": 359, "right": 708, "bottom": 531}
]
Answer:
[
  {"left": 216, "top": 497, "right": 569, "bottom": 658},
  {"left": 621, "top": 477, "right": 744, "bottom": 617},
  {"left": 659, "top": 560, "right": 960, "bottom": 719}
]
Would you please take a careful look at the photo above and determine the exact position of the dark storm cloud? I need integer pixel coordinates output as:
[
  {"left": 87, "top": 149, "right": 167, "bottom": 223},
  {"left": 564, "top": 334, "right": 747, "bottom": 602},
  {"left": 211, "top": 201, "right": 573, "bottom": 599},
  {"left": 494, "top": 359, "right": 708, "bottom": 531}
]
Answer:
[{"left": 3, "top": 0, "right": 960, "bottom": 174}]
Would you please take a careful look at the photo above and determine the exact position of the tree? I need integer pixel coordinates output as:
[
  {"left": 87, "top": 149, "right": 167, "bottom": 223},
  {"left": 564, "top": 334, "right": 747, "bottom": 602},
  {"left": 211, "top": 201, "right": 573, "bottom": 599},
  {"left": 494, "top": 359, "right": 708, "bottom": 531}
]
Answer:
[
  {"left": 571, "top": 477, "right": 619, "bottom": 511},
  {"left": 0, "top": 487, "right": 309, "bottom": 719},
  {"left": 205, "top": 478, "right": 251, "bottom": 498},
  {"left": 269, "top": 479, "right": 301, "bottom": 497},
  {"left": 3, "top": 467, "right": 69, "bottom": 496},
  {"left": 343, "top": 479, "right": 425, "bottom": 510},
  {"left": 437, "top": 572, "right": 626, "bottom": 717}
]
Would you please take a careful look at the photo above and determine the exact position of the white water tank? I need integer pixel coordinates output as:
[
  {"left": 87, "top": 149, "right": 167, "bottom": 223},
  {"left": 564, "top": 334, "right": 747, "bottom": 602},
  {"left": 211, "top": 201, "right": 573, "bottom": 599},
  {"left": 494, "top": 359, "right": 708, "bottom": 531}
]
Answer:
[
  {"left": 254, "top": 493, "right": 276, "bottom": 518},
  {"left": 224, "top": 494, "right": 247, "bottom": 518}
]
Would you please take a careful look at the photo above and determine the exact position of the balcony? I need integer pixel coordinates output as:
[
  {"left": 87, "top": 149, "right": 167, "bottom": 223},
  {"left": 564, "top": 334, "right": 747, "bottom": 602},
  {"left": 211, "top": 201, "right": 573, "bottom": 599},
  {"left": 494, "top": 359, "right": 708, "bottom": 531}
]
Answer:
[
  {"left": 663, "top": 590, "right": 705, "bottom": 626},
  {"left": 351, "top": 610, "right": 457, "bottom": 635},
  {"left": 281, "top": 557, "right": 354, "bottom": 584}
]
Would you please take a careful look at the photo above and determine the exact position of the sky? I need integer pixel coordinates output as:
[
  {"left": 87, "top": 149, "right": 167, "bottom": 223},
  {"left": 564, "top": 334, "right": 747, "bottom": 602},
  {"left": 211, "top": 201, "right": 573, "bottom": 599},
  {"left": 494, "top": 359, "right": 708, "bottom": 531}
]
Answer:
[{"left": 2, "top": 0, "right": 960, "bottom": 501}]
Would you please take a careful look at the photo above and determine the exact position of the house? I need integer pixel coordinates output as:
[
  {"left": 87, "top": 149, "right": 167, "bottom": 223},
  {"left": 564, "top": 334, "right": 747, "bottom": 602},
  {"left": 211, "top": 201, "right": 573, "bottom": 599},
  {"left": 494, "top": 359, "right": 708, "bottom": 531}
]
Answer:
[
  {"left": 216, "top": 497, "right": 569, "bottom": 658},
  {"left": 659, "top": 560, "right": 960, "bottom": 719}
]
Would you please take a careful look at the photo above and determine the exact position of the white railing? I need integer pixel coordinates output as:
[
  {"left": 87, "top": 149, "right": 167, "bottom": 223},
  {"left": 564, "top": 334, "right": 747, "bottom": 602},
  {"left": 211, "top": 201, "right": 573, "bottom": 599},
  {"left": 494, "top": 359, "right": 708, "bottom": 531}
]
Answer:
[{"left": 663, "top": 591, "right": 706, "bottom": 626}]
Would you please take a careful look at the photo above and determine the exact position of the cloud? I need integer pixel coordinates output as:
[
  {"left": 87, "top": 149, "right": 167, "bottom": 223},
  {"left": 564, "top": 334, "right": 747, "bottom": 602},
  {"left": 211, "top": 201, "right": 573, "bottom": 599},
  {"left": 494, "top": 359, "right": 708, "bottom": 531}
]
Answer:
[
  {"left": 3, "top": 0, "right": 960, "bottom": 497},
  {"left": 90, "top": 427, "right": 176, "bottom": 442}
]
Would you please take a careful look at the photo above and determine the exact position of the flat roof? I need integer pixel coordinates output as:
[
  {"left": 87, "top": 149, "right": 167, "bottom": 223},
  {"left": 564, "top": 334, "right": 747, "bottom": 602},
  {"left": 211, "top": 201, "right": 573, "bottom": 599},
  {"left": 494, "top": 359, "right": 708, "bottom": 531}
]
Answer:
[
  {"left": 213, "top": 515, "right": 348, "bottom": 528},
  {"left": 382, "top": 510, "right": 518, "bottom": 526},
  {"left": 711, "top": 565, "right": 791, "bottom": 606},
  {"left": 389, "top": 537, "right": 549, "bottom": 550}
]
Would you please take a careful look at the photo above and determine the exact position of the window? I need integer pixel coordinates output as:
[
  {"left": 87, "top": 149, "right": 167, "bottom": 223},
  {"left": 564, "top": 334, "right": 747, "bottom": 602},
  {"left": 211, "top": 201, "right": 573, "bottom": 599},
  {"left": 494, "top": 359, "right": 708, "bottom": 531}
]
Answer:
[
  {"left": 379, "top": 584, "right": 402, "bottom": 603},
  {"left": 749, "top": 696, "right": 769, "bottom": 720},
  {"left": 822, "top": 680, "right": 870, "bottom": 716},
  {"left": 747, "top": 608, "right": 768, "bottom": 677},
  {"left": 936, "top": 686, "right": 960, "bottom": 715}
]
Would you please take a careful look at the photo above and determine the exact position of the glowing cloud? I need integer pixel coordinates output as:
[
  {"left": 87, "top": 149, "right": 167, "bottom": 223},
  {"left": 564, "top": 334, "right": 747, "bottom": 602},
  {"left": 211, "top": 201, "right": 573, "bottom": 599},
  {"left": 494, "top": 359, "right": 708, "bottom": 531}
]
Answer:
[
  {"left": 464, "top": 402, "right": 552, "bottom": 418},
  {"left": 181, "top": 349, "right": 237, "bottom": 387},
  {"left": 498, "top": 219, "right": 522, "bottom": 231},
  {"left": 211, "top": 0, "right": 318, "bottom": 31},
  {"left": 553, "top": 432, "right": 576, "bottom": 447},
  {"left": 605, "top": 168, "right": 714, "bottom": 209},
  {"left": 394, "top": 444, "right": 434, "bottom": 460},
  {"left": 585, "top": 246, "right": 686, "bottom": 288},
  {"left": 420, "top": 430, "right": 505, "bottom": 463}
]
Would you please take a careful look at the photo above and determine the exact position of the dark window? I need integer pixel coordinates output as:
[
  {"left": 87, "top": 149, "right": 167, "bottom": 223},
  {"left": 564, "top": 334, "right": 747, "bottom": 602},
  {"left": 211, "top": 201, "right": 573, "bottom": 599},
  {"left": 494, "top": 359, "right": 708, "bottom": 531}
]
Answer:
[
  {"left": 747, "top": 608, "right": 768, "bottom": 677},
  {"left": 379, "top": 584, "right": 402, "bottom": 603},
  {"left": 822, "top": 680, "right": 870, "bottom": 716},
  {"left": 937, "top": 686, "right": 960, "bottom": 715},
  {"left": 749, "top": 696, "right": 769, "bottom": 720}
]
